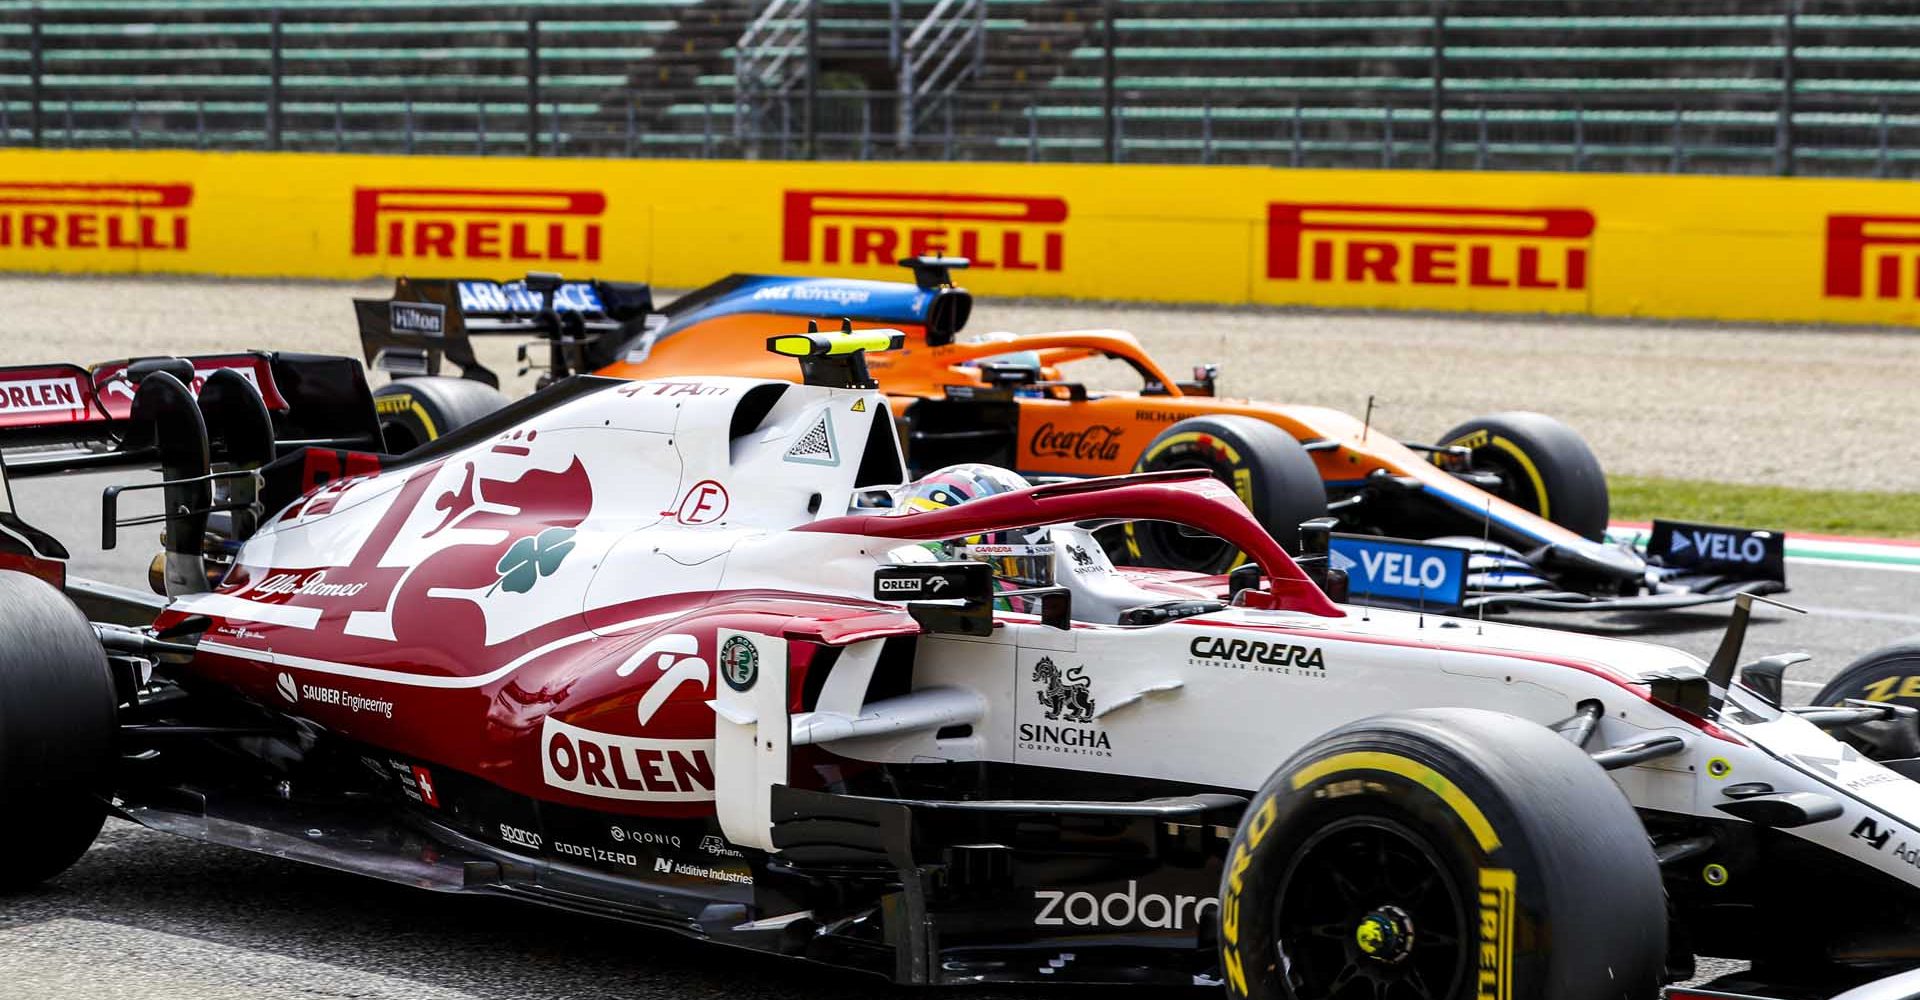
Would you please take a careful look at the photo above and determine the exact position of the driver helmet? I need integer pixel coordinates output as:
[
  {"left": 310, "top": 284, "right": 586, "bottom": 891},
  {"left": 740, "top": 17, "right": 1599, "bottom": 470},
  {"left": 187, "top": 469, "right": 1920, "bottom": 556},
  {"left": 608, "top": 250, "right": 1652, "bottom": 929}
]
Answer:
[{"left": 894, "top": 464, "right": 1054, "bottom": 602}]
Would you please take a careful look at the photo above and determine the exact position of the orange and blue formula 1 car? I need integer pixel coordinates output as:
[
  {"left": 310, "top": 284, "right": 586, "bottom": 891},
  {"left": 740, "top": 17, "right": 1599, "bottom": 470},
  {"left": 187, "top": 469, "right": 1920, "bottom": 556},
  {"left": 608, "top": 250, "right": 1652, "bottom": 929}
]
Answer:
[{"left": 353, "top": 260, "right": 1786, "bottom": 615}]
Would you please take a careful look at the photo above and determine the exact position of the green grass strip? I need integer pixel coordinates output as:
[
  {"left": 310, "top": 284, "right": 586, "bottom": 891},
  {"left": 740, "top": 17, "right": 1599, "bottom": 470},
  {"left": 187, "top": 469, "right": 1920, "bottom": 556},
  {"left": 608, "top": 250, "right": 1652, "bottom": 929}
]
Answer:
[{"left": 1612, "top": 475, "right": 1920, "bottom": 540}]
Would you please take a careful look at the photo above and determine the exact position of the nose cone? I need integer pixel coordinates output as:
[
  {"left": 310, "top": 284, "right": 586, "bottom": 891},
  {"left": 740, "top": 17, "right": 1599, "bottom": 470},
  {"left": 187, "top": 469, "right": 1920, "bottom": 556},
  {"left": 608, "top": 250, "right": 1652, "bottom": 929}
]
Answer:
[{"left": 1541, "top": 538, "right": 1646, "bottom": 583}]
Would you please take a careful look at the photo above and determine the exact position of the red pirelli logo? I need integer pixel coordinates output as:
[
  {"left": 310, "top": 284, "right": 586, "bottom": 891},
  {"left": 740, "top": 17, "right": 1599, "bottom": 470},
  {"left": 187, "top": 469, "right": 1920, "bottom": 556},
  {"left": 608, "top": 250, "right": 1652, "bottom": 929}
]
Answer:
[
  {"left": 783, "top": 190, "right": 1067, "bottom": 271},
  {"left": 1267, "top": 203, "right": 1593, "bottom": 291},
  {"left": 1825, "top": 214, "right": 1920, "bottom": 299},
  {"left": 0, "top": 182, "right": 191, "bottom": 252},
  {"left": 351, "top": 187, "right": 604, "bottom": 262}
]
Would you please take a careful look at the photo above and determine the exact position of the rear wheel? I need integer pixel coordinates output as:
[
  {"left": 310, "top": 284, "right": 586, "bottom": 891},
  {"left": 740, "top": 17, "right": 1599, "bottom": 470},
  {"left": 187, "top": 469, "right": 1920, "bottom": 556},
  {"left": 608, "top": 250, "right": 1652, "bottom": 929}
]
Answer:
[
  {"left": 1437, "top": 411, "right": 1609, "bottom": 541},
  {"left": 0, "top": 571, "right": 117, "bottom": 891},
  {"left": 1125, "top": 415, "right": 1327, "bottom": 569},
  {"left": 1221, "top": 707, "right": 1665, "bottom": 1000},
  {"left": 372, "top": 376, "right": 510, "bottom": 453}
]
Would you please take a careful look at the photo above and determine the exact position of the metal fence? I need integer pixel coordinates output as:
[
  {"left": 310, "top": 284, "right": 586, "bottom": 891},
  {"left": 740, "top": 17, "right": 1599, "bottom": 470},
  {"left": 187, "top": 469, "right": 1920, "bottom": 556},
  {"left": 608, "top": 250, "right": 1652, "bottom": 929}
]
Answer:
[
  {"left": 20, "top": 86, "right": 1915, "bottom": 179},
  {"left": 0, "top": 0, "right": 744, "bottom": 158},
  {"left": 5, "top": 0, "right": 1920, "bottom": 178}
]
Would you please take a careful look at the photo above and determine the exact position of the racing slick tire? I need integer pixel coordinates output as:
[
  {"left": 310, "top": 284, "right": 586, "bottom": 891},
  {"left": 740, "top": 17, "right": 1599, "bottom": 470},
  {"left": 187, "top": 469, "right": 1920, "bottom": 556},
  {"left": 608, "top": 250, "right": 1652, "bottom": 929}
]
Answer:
[
  {"left": 0, "top": 571, "right": 117, "bottom": 891},
  {"left": 1220, "top": 707, "right": 1665, "bottom": 1000},
  {"left": 1126, "top": 415, "right": 1328, "bottom": 568},
  {"left": 372, "top": 376, "right": 510, "bottom": 453},
  {"left": 1437, "top": 411, "right": 1610, "bottom": 542},
  {"left": 1812, "top": 635, "right": 1920, "bottom": 759}
]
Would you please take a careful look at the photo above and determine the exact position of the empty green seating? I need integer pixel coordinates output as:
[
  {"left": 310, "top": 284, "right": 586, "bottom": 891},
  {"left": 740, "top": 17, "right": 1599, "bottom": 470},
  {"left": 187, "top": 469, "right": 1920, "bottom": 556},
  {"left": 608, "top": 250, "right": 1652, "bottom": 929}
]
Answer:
[{"left": 3, "top": 0, "right": 1914, "bottom": 177}]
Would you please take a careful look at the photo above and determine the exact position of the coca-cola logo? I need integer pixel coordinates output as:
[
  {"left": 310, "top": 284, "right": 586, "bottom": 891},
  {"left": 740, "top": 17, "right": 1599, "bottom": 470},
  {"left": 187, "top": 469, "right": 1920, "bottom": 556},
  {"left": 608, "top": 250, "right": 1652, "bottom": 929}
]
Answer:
[{"left": 1028, "top": 423, "right": 1124, "bottom": 462}]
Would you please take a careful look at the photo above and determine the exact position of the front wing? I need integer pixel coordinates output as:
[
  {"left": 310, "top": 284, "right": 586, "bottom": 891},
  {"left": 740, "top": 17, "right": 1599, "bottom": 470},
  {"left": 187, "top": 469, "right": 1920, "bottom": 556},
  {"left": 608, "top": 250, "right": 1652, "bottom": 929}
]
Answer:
[{"left": 1328, "top": 520, "right": 1787, "bottom": 615}]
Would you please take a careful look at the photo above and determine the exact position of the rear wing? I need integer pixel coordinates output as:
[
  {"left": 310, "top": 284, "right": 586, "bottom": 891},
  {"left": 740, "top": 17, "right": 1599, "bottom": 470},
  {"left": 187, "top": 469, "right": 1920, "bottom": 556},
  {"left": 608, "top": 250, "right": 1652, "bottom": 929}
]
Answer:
[
  {"left": 353, "top": 274, "right": 656, "bottom": 388},
  {"left": 354, "top": 257, "right": 974, "bottom": 387},
  {"left": 0, "top": 352, "right": 385, "bottom": 597},
  {"left": 659, "top": 256, "right": 972, "bottom": 346},
  {"left": 0, "top": 352, "right": 379, "bottom": 473}
]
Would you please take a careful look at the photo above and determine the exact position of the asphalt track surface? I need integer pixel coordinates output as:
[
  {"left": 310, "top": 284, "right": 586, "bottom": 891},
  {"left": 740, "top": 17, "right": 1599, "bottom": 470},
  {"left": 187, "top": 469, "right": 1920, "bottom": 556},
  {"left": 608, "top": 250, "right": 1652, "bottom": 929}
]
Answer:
[{"left": 2, "top": 470, "right": 1917, "bottom": 998}]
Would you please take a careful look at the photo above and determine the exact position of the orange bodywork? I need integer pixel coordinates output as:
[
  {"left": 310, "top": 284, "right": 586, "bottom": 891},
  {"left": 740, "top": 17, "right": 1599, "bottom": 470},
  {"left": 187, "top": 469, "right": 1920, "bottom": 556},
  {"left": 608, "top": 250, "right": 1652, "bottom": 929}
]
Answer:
[{"left": 601, "top": 311, "right": 1582, "bottom": 550}]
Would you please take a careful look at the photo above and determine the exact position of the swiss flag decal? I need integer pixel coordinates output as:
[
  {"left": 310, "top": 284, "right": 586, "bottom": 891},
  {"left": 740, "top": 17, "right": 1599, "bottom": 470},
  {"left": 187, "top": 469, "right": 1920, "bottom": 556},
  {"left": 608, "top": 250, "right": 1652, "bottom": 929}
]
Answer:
[{"left": 412, "top": 766, "right": 440, "bottom": 808}]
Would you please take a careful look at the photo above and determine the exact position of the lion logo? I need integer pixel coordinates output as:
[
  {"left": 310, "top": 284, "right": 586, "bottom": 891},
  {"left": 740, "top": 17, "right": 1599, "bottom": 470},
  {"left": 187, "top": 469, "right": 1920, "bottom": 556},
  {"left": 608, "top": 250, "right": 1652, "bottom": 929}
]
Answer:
[{"left": 1032, "top": 656, "right": 1094, "bottom": 723}]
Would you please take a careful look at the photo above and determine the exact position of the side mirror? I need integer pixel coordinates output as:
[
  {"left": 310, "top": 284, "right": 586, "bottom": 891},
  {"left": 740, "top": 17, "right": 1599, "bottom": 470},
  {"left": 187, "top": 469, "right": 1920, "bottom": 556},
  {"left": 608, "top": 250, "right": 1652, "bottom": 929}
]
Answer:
[
  {"left": 1178, "top": 363, "right": 1219, "bottom": 397},
  {"left": 1298, "top": 517, "right": 1335, "bottom": 558},
  {"left": 1228, "top": 563, "right": 1261, "bottom": 600},
  {"left": 1740, "top": 652, "right": 1811, "bottom": 707},
  {"left": 974, "top": 584, "right": 1071, "bottom": 630},
  {"left": 977, "top": 361, "right": 1040, "bottom": 387},
  {"left": 1295, "top": 517, "right": 1349, "bottom": 603},
  {"left": 1019, "top": 586, "right": 1073, "bottom": 631}
]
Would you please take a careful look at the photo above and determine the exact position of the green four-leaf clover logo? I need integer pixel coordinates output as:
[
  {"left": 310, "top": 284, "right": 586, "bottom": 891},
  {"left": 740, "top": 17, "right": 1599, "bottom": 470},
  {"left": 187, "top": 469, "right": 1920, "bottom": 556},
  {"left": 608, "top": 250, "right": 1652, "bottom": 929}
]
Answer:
[{"left": 491, "top": 526, "right": 577, "bottom": 595}]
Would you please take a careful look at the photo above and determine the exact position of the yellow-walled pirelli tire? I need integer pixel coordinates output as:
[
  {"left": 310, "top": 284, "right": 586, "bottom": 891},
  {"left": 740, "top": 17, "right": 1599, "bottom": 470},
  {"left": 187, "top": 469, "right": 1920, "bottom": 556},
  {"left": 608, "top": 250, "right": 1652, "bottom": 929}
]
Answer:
[
  {"left": 1813, "top": 636, "right": 1920, "bottom": 758},
  {"left": 1126, "top": 415, "right": 1328, "bottom": 570},
  {"left": 1219, "top": 708, "right": 1665, "bottom": 1000},
  {"left": 372, "top": 376, "right": 512, "bottom": 454},
  {"left": 1437, "top": 412, "right": 1610, "bottom": 542},
  {"left": 0, "top": 571, "right": 117, "bottom": 892}
]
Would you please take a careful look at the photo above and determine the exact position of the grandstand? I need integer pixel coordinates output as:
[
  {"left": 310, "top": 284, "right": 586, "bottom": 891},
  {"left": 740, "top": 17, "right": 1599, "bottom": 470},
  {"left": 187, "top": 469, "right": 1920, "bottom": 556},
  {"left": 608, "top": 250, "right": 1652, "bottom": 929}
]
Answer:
[{"left": 3, "top": 0, "right": 1917, "bottom": 175}]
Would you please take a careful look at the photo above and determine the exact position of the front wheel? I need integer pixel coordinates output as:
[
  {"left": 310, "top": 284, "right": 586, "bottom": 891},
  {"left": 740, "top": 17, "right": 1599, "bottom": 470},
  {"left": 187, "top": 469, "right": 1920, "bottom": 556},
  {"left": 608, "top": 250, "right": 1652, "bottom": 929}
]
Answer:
[
  {"left": 1220, "top": 708, "right": 1665, "bottom": 1000},
  {"left": 1437, "top": 411, "right": 1609, "bottom": 541},
  {"left": 1812, "top": 636, "right": 1920, "bottom": 759},
  {"left": 1125, "top": 415, "right": 1328, "bottom": 570},
  {"left": 0, "top": 571, "right": 118, "bottom": 891}
]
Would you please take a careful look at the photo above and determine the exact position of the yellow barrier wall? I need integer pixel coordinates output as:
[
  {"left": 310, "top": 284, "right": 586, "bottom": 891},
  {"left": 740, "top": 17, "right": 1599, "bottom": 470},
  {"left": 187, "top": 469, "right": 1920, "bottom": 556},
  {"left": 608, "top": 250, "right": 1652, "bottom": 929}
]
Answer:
[{"left": 3, "top": 148, "right": 1919, "bottom": 325}]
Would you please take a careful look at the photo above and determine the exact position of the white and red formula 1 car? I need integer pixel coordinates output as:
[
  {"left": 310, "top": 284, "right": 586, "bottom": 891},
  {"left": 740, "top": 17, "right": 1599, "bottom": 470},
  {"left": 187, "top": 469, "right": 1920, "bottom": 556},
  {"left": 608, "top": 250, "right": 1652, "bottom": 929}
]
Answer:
[{"left": 1, "top": 332, "right": 1918, "bottom": 1000}]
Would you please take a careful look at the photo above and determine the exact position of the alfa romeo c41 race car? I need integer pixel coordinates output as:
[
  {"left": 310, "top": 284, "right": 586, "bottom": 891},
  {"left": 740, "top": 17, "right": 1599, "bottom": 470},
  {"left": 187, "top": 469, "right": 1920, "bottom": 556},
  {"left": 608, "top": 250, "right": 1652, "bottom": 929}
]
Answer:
[
  {"left": 352, "top": 261, "right": 1787, "bottom": 616},
  {"left": 2, "top": 333, "right": 1918, "bottom": 1000}
]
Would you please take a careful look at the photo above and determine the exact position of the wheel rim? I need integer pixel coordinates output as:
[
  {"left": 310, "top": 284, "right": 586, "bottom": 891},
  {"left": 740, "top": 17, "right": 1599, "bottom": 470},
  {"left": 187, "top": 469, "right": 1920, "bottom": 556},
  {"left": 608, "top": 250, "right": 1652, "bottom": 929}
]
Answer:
[
  {"left": 1273, "top": 816, "right": 1469, "bottom": 1000},
  {"left": 380, "top": 420, "right": 423, "bottom": 454},
  {"left": 1130, "top": 456, "right": 1240, "bottom": 570},
  {"left": 1457, "top": 445, "right": 1539, "bottom": 515}
]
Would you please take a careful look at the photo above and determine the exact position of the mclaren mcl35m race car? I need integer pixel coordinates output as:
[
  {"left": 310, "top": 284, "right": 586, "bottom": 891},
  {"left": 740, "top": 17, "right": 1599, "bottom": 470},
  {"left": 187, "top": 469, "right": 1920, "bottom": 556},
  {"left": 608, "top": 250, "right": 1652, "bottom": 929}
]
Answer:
[
  {"left": 353, "top": 260, "right": 1786, "bottom": 617},
  {"left": 2, "top": 331, "right": 1918, "bottom": 1000}
]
